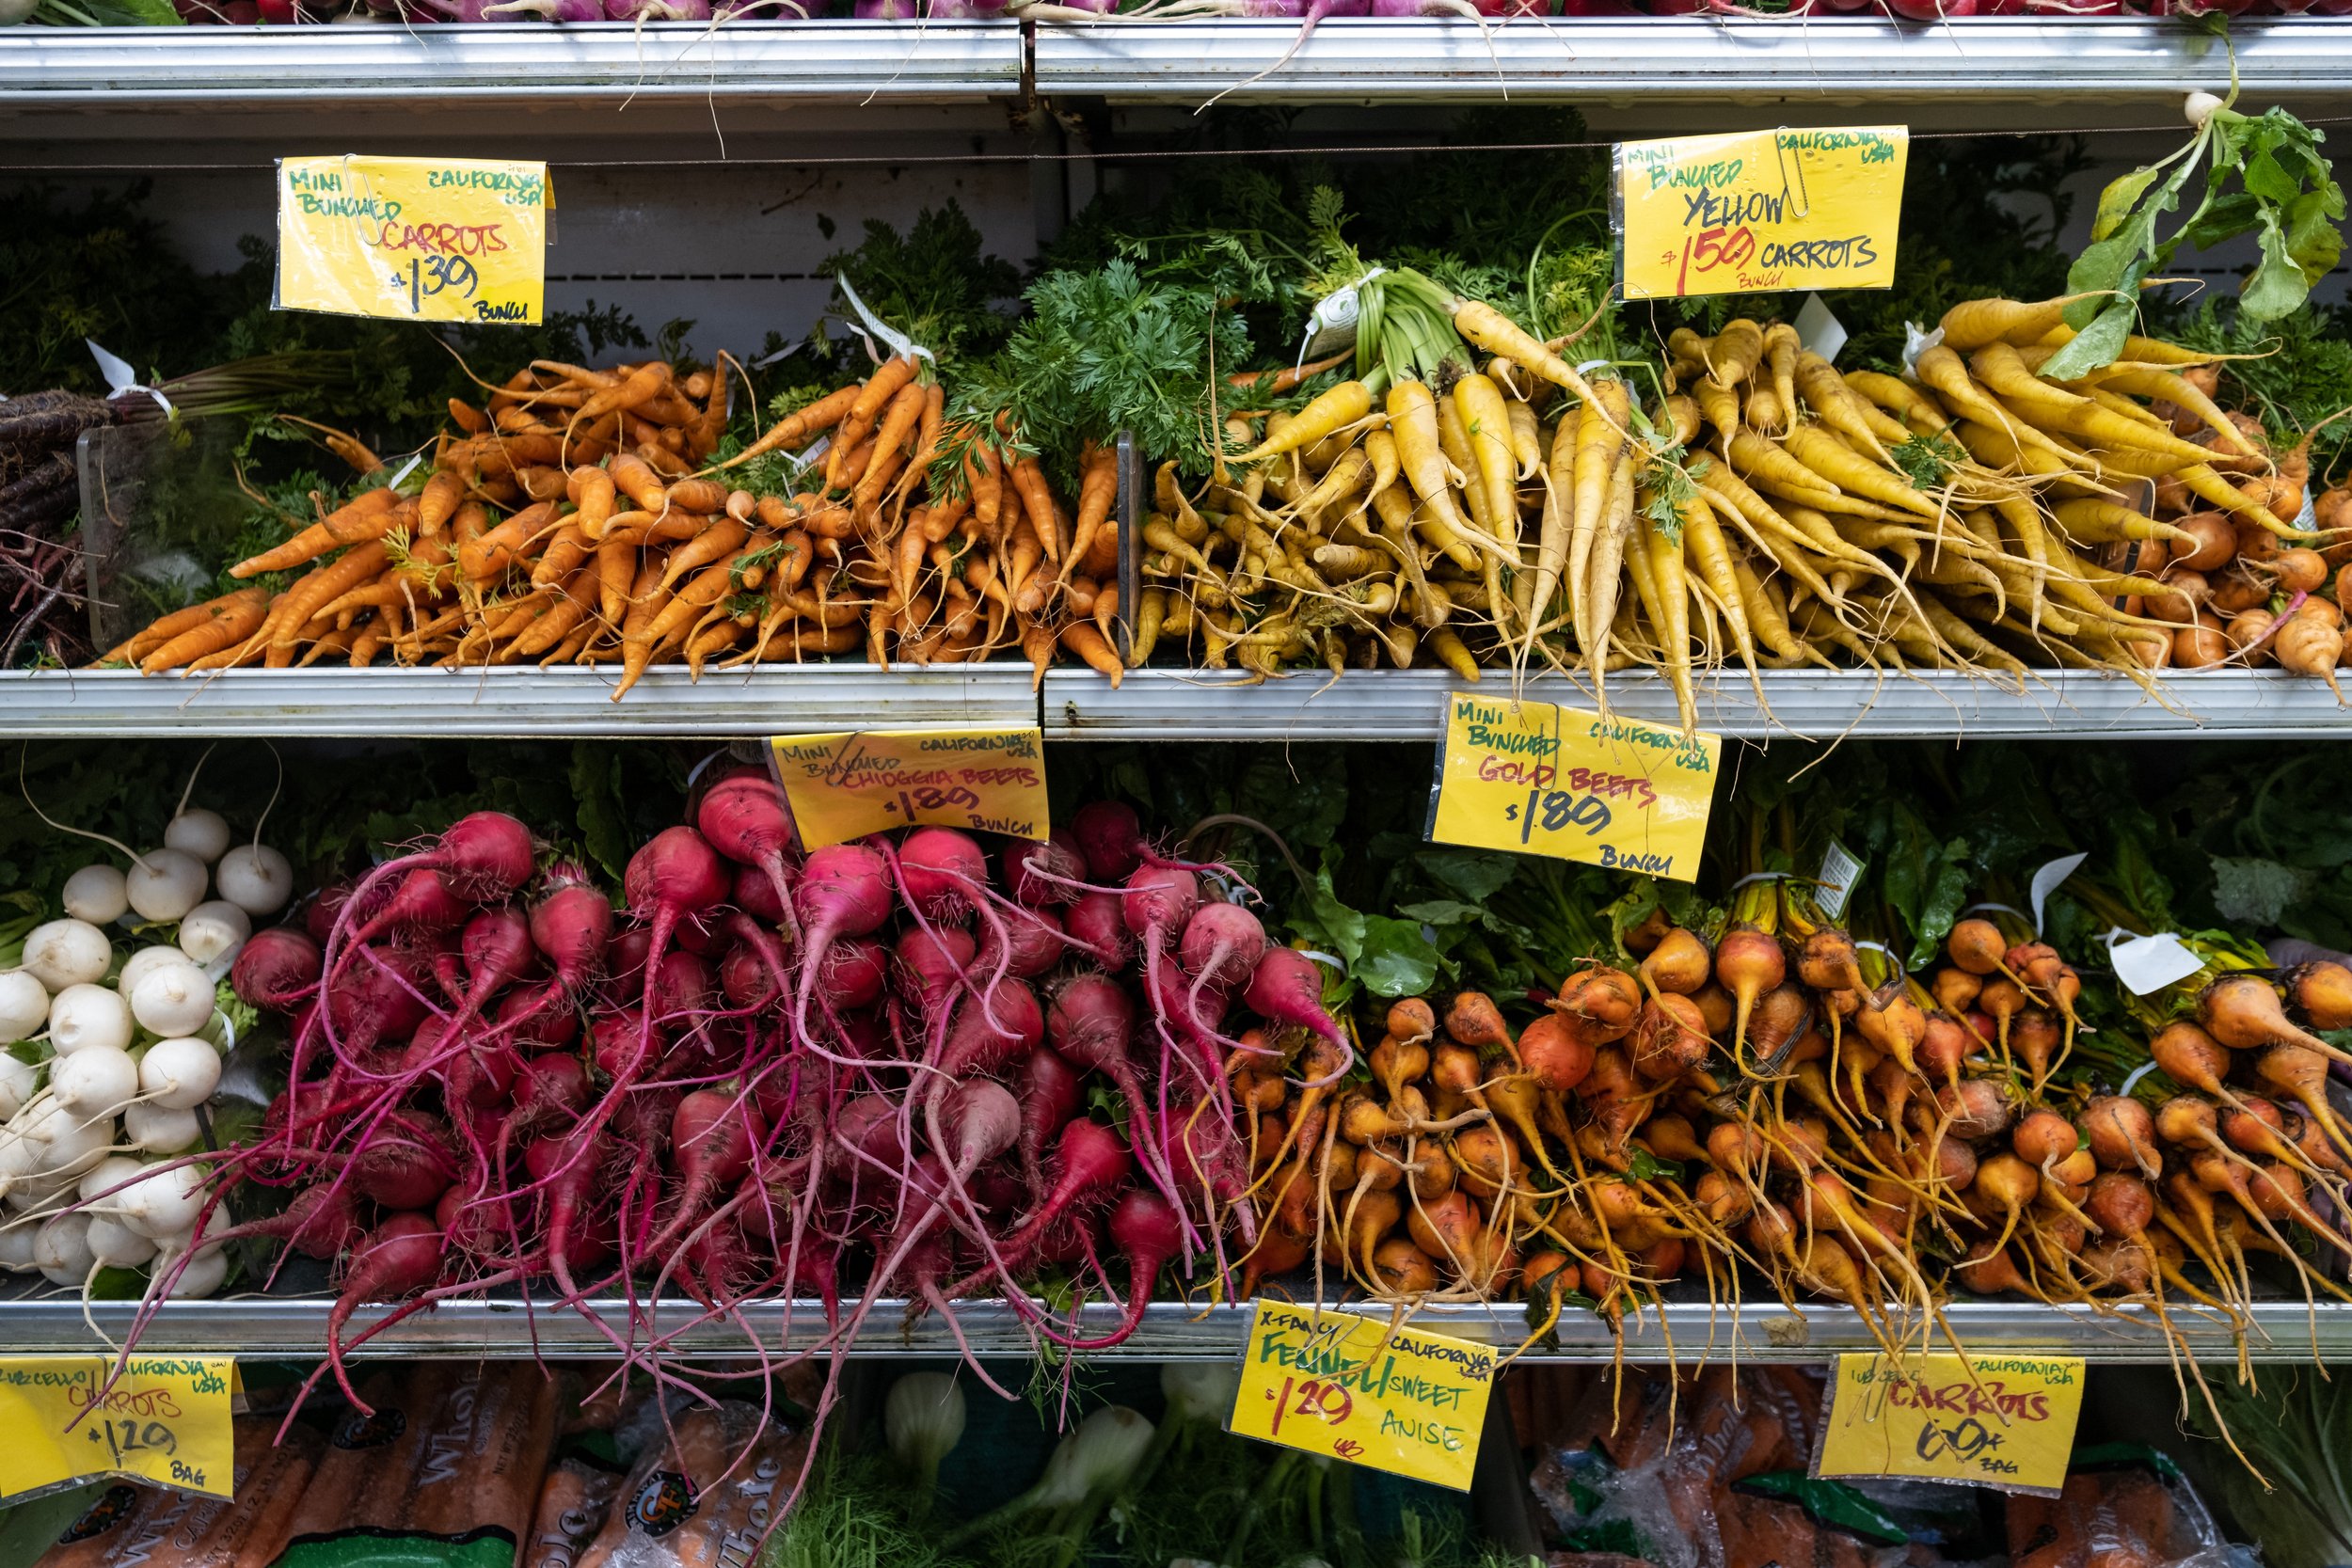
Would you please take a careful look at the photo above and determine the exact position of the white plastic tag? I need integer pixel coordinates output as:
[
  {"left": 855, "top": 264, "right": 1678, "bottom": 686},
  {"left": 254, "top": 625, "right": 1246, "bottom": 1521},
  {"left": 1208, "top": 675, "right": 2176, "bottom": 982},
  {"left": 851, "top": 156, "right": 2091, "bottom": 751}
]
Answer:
[
  {"left": 1815, "top": 839, "right": 1866, "bottom": 921},
  {"left": 2108, "top": 932, "right": 2203, "bottom": 996},
  {"left": 2028, "top": 852, "right": 2088, "bottom": 938},
  {"left": 1298, "top": 266, "right": 1382, "bottom": 368},
  {"left": 2295, "top": 485, "right": 2317, "bottom": 534},
  {"left": 1794, "top": 293, "right": 1848, "bottom": 364},
  {"left": 87, "top": 339, "right": 174, "bottom": 418},
  {"left": 1900, "top": 321, "right": 1945, "bottom": 379},
  {"left": 835, "top": 275, "right": 933, "bottom": 365}
]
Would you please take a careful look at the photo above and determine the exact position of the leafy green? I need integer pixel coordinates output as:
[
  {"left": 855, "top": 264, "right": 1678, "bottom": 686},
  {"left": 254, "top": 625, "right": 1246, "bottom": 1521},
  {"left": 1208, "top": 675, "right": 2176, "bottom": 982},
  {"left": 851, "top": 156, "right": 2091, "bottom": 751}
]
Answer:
[
  {"left": 1889, "top": 434, "right": 1963, "bottom": 492},
  {"left": 2172, "top": 300, "right": 2352, "bottom": 475},
  {"left": 2047, "top": 94, "right": 2345, "bottom": 378},
  {"left": 2188, "top": 1371, "right": 2352, "bottom": 1568}
]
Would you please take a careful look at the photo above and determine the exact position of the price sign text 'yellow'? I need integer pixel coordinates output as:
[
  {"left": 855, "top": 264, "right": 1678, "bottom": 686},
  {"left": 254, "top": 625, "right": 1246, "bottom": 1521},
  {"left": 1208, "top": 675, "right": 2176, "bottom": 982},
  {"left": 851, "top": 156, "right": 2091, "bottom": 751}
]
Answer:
[{"left": 1619, "top": 126, "right": 1908, "bottom": 299}]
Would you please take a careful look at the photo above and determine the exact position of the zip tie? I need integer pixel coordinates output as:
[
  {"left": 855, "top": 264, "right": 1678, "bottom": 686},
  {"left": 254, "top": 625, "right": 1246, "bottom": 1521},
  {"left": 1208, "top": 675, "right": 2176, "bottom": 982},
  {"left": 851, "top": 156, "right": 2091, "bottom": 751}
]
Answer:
[
  {"left": 1853, "top": 941, "right": 1893, "bottom": 958},
  {"left": 1575, "top": 358, "right": 1612, "bottom": 375},
  {"left": 683, "top": 747, "right": 728, "bottom": 790},
  {"left": 87, "top": 339, "right": 173, "bottom": 419},
  {"left": 2120, "top": 1060, "right": 2159, "bottom": 1097},
  {"left": 836, "top": 275, "right": 933, "bottom": 365},
  {"left": 1728, "top": 872, "right": 1791, "bottom": 891},
  {"left": 384, "top": 452, "right": 424, "bottom": 493},
  {"left": 1961, "top": 902, "right": 2028, "bottom": 922},
  {"left": 1297, "top": 949, "right": 1346, "bottom": 974}
]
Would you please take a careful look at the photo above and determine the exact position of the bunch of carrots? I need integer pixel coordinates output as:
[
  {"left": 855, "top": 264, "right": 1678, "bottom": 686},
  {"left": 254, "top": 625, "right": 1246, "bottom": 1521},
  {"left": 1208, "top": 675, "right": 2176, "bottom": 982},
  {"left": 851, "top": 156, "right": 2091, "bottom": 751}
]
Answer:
[
  {"left": 1142, "top": 291, "right": 2350, "bottom": 722},
  {"left": 94, "top": 354, "right": 1126, "bottom": 693},
  {"left": 1236, "top": 861, "right": 2352, "bottom": 1434}
]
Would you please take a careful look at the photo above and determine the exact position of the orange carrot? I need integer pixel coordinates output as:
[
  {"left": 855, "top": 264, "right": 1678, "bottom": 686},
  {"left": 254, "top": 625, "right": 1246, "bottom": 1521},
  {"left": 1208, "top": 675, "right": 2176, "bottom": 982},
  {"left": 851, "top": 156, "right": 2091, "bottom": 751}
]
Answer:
[
  {"left": 851, "top": 383, "right": 929, "bottom": 505},
  {"left": 825, "top": 357, "right": 918, "bottom": 492},
  {"left": 229, "top": 488, "right": 400, "bottom": 578},
  {"left": 1010, "top": 457, "right": 1061, "bottom": 564},
  {"left": 137, "top": 590, "right": 269, "bottom": 674},
  {"left": 712, "top": 383, "right": 860, "bottom": 473},
  {"left": 271, "top": 543, "right": 391, "bottom": 651},
  {"left": 418, "top": 470, "right": 467, "bottom": 537},
  {"left": 447, "top": 398, "right": 490, "bottom": 436},
  {"left": 608, "top": 452, "right": 668, "bottom": 514}
]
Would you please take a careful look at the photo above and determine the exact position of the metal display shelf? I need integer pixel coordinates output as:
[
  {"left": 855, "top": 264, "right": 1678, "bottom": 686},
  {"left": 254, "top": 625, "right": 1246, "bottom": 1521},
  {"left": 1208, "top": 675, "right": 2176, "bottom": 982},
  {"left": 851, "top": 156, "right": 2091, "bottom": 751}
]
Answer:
[
  {"left": 0, "top": 21, "right": 1021, "bottom": 106},
  {"left": 1042, "top": 668, "right": 2352, "bottom": 742},
  {"left": 0, "top": 667, "right": 1039, "bottom": 739},
  {"left": 1025, "top": 16, "right": 2300, "bottom": 103},
  {"left": 0, "top": 1294, "right": 2335, "bottom": 1362}
]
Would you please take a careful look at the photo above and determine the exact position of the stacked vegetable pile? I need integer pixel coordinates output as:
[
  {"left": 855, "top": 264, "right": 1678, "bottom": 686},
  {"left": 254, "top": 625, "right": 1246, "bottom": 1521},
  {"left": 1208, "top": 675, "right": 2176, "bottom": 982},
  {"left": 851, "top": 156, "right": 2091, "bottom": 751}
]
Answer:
[
  {"left": 97, "top": 354, "right": 1120, "bottom": 690},
  {"left": 151, "top": 776, "right": 1337, "bottom": 1410},
  {"left": 1169, "top": 293, "right": 2352, "bottom": 713},
  {"left": 0, "top": 799, "right": 293, "bottom": 1297},
  {"left": 0, "top": 390, "right": 107, "bottom": 667}
]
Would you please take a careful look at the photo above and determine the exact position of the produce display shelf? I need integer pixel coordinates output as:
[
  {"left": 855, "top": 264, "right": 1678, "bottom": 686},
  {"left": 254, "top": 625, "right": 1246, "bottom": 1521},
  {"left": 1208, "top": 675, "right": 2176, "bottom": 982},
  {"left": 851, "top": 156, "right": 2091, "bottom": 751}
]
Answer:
[
  {"left": 1042, "top": 668, "right": 2352, "bottom": 742},
  {"left": 0, "top": 20, "right": 1022, "bottom": 105},
  {"left": 0, "top": 667, "right": 1040, "bottom": 739},
  {"left": 0, "top": 1295, "right": 2333, "bottom": 1362},
  {"left": 1026, "top": 17, "right": 2289, "bottom": 103}
]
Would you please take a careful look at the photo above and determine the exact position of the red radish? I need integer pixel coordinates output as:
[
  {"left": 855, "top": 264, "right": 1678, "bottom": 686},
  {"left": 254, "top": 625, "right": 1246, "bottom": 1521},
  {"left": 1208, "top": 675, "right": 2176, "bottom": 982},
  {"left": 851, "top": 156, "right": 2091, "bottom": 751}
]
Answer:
[
  {"left": 696, "top": 769, "right": 803, "bottom": 929},
  {"left": 349, "top": 869, "right": 469, "bottom": 949},
  {"left": 1063, "top": 1190, "right": 1182, "bottom": 1349},
  {"left": 1180, "top": 900, "right": 1267, "bottom": 990},
  {"left": 1000, "top": 1117, "right": 1133, "bottom": 1263},
  {"left": 791, "top": 844, "right": 896, "bottom": 1041},
  {"left": 528, "top": 865, "right": 613, "bottom": 993},
  {"left": 350, "top": 1113, "right": 460, "bottom": 1211},
  {"left": 1241, "top": 947, "right": 1345, "bottom": 1048},
  {"left": 321, "top": 1212, "right": 445, "bottom": 1408},
  {"left": 819, "top": 936, "right": 890, "bottom": 1010},
  {"left": 1004, "top": 832, "right": 1087, "bottom": 908},
  {"left": 496, "top": 984, "right": 579, "bottom": 1049},
  {"left": 1064, "top": 892, "right": 1134, "bottom": 970},
  {"left": 1045, "top": 973, "right": 1169, "bottom": 1183},
  {"left": 975, "top": 905, "right": 1067, "bottom": 981},
  {"left": 938, "top": 980, "right": 1045, "bottom": 1083},
  {"left": 833, "top": 1095, "right": 908, "bottom": 1172},
  {"left": 896, "top": 927, "right": 977, "bottom": 1017},
  {"left": 231, "top": 927, "right": 324, "bottom": 1009},
  {"left": 305, "top": 884, "right": 355, "bottom": 946},
  {"left": 1017, "top": 1048, "right": 1085, "bottom": 1203},
  {"left": 720, "top": 943, "right": 773, "bottom": 1007},
  {"left": 326, "top": 949, "right": 435, "bottom": 1057},
  {"left": 731, "top": 862, "right": 787, "bottom": 925},
  {"left": 898, "top": 827, "right": 991, "bottom": 923},
  {"left": 648, "top": 948, "right": 717, "bottom": 1022},
  {"left": 606, "top": 927, "right": 655, "bottom": 998},
  {"left": 1073, "top": 800, "right": 1149, "bottom": 882}
]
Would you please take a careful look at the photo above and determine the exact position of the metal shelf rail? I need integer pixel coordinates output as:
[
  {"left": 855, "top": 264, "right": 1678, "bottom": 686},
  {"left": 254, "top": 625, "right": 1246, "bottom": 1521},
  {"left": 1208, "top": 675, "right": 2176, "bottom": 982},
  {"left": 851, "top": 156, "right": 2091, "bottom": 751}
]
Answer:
[
  {"left": 0, "top": 667, "right": 1040, "bottom": 739},
  {"left": 1027, "top": 16, "right": 2279, "bottom": 103},
  {"left": 0, "top": 20, "right": 1022, "bottom": 106},
  {"left": 0, "top": 18, "right": 2332, "bottom": 107},
  {"left": 0, "top": 1294, "right": 2336, "bottom": 1362},
  {"left": 0, "top": 668, "right": 2343, "bottom": 740},
  {"left": 1042, "top": 668, "right": 2352, "bottom": 742}
]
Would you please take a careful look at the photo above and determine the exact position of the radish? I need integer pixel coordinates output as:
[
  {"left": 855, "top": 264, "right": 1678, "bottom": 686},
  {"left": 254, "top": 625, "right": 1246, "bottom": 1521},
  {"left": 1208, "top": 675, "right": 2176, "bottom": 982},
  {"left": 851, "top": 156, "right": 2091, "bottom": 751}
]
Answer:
[
  {"left": 51, "top": 1047, "right": 136, "bottom": 1117},
  {"left": 230, "top": 927, "right": 322, "bottom": 1009},
  {"left": 126, "top": 849, "right": 207, "bottom": 924},
  {"left": 1241, "top": 947, "right": 1345, "bottom": 1049},
  {"left": 325, "top": 1213, "right": 445, "bottom": 1408},
  {"left": 0, "top": 972, "right": 48, "bottom": 1043},
  {"left": 1073, "top": 801, "right": 1149, "bottom": 882},
  {"left": 898, "top": 827, "right": 991, "bottom": 923},
  {"left": 124, "top": 1101, "right": 199, "bottom": 1153},
  {"left": 1000, "top": 1117, "right": 1132, "bottom": 1265},
  {"left": 21, "top": 919, "right": 111, "bottom": 991},
  {"left": 349, "top": 1114, "right": 458, "bottom": 1210},
  {"left": 1017, "top": 1048, "right": 1085, "bottom": 1205},
  {"left": 61, "top": 865, "right": 129, "bottom": 926},
  {"left": 177, "top": 901, "right": 252, "bottom": 968},
  {"left": 897, "top": 927, "right": 977, "bottom": 1018},
  {"left": 164, "top": 808, "right": 231, "bottom": 864},
  {"left": 1064, "top": 1190, "right": 1183, "bottom": 1349},
  {"left": 938, "top": 980, "right": 1045, "bottom": 1084},
  {"left": 34, "top": 1212, "right": 94, "bottom": 1287},
  {"left": 818, "top": 937, "right": 890, "bottom": 1011},
  {"left": 1004, "top": 832, "right": 1087, "bottom": 909},
  {"left": 49, "top": 984, "right": 133, "bottom": 1056},
  {"left": 1179, "top": 900, "right": 1266, "bottom": 990},
  {"left": 696, "top": 768, "right": 803, "bottom": 932},
  {"left": 0, "top": 1053, "right": 36, "bottom": 1118},
  {"left": 975, "top": 906, "right": 1066, "bottom": 982},
  {"left": 129, "top": 958, "right": 215, "bottom": 1039},
  {"left": 1063, "top": 892, "right": 1134, "bottom": 970},
  {"left": 111, "top": 1160, "right": 208, "bottom": 1242},
  {"left": 790, "top": 843, "right": 895, "bottom": 1042}
]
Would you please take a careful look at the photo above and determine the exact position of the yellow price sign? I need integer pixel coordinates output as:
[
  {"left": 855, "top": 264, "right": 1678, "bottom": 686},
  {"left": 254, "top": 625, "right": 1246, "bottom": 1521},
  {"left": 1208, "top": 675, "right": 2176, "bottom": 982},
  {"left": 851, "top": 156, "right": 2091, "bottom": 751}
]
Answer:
[
  {"left": 0, "top": 1357, "right": 238, "bottom": 1504},
  {"left": 1226, "top": 1303, "right": 1495, "bottom": 1492},
  {"left": 277, "top": 156, "right": 550, "bottom": 325},
  {"left": 1425, "top": 692, "right": 1718, "bottom": 882},
  {"left": 1814, "top": 1353, "right": 2083, "bottom": 1497},
  {"left": 1618, "top": 125, "right": 1908, "bottom": 299},
  {"left": 769, "top": 727, "right": 1050, "bottom": 851}
]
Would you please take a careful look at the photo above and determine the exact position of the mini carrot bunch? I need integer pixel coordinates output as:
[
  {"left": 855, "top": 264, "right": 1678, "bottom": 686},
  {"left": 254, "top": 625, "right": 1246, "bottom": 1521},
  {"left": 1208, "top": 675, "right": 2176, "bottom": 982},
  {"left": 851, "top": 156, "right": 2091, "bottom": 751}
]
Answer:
[{"left": 94, "top": 355, "right": 1107, "bottom": 692}]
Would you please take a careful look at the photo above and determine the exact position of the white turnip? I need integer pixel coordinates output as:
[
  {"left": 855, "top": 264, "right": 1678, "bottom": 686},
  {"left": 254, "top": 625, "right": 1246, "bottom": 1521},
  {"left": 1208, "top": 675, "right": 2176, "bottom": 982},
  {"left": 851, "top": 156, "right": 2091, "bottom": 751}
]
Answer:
[
  {"left": 138, "top": 1037, "right": 220, "bottom": 1111},
  {"left": 86, "top": 1212, "right": 156, "bottom": 1268},
  {"left": 21, "top": 919, "right": 111, "bottom": 991},
  {"left": 176, "top": 901, "right": 251, "bottom": 968},
  {"left": 129, "top": 958, "right": 215, "bottom": 1038},
  {"left": 48, "top": 984, "right": 132, "bottom": 1055},
  {"left": 0, "top": 1053, "right": 37, "bottom": 1119},
  {"left": 215, "top": 844, "right": 294, "bottom": 915},
  {"left": 50, "top": 1047, "right": 136, "bottom": 1117},
  {"left": 113, "top": 1160, "right": 208, "bottom": 1241},
  {"left": 126, "top": 849, "right": 206, "bottom": 923},
  {"left": 34, "top": 1212, "right": 93, "bottom": 1286},
  {"left": 61, "top": 864, "right": 129, "bottom": 926},
  {"left": 164, "top": 808, "right": 231, "bottom": 863},
  {"left": 0, "top": 972, "right": 48, "bottom": 1043},
  {"left": 123, "top": 1101, "right": 199, "bottom": 1154},
  {"left": 117, "top": 945, "right": 188, "bottom": 1003},
  {"left": 77, "top": 1155, "right": 146, "bottom": 1209}
]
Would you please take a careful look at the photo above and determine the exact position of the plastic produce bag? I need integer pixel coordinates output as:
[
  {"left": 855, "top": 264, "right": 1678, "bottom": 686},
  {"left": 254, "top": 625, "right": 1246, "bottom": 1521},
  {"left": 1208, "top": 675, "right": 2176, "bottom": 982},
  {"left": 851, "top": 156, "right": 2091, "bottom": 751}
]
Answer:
[{"left": 34, "top": 1417, "right": 322, "bottom": 1568}]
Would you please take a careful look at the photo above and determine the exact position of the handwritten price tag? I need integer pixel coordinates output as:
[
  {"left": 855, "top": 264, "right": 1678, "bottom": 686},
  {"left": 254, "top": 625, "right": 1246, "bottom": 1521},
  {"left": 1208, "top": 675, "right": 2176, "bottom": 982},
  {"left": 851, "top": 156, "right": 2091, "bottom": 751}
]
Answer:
[
  {"left": 769, "top": 727, "right": 1050, "bottom": 852},
  {"left": 277, "top": 156, "right": 549, "bottom": 325},
  {"left": 0, "top": 1357, "right": 238, "bottom": 1505},
  {"left": 1618, "top": 125, "right": 1908, "bottom": 300},
  {"left": 1226, "top": 1303, "right": 1494, "bottom": 1492},
  {"left": 1813, "top": 1353, "right": 2082, "bottom": 1497},
  {"left": 1424, "top": 692, "right": 1718, "bottom": 881}
]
